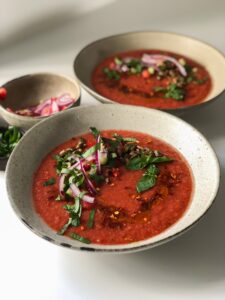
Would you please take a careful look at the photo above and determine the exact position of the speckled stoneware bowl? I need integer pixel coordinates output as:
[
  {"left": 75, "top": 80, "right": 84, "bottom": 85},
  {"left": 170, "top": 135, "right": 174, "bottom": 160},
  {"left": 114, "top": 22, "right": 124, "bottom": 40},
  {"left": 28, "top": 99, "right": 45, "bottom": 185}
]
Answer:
[
  {"left": 0, "top": 73, "right": 81, "bottom": 130},
  {"left": 74, "top": 31, "right": 225, "bottom": 114},
  {"left": 6, "top": 105, "right": 220, "bottom": 253}
]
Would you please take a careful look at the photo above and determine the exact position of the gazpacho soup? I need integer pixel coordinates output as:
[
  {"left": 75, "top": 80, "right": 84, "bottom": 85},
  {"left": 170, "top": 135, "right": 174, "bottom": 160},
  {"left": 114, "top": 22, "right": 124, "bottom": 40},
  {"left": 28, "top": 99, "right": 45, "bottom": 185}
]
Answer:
[
  {"left": 33, "top": 128, "right": 193, "bottom": 245},
  {"left": 92, "top": 50, "right": 212, "bottom": 109}
]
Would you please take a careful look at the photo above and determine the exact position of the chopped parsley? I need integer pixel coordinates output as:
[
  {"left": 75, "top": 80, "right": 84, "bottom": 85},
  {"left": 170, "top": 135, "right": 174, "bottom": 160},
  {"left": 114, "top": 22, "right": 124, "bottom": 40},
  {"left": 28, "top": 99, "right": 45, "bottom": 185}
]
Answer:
[
  {"left": 87, "top": 209, "right": 96, "bottom": 229},
  {"left": 0, "top": 126, "right": 22, "bottom": 158},
  {"left": 155, "top": 84, "right": 185, "bottom": 101},
  {"left": 137, "top": 164, "right": 159, "bottom": 193},
  {"left": 43, "top": 177, "right": 56, "bottom": 186},
  {"left": 103, "top": 68, "right": 120, "bottom": 80},
  {"left": 70, "top": 233, "right": 91, "bottom": 244}
]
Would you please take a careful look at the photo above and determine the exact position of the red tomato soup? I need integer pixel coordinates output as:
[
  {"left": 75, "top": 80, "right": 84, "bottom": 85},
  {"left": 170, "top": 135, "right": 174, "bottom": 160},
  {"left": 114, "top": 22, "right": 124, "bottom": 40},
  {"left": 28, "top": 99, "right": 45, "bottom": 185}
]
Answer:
[
  {"left": 33, "top": 130, "right": 193, "bottom": 245},
  {"left": 92, "top": 50, "right": 212, "bottom": 109}
]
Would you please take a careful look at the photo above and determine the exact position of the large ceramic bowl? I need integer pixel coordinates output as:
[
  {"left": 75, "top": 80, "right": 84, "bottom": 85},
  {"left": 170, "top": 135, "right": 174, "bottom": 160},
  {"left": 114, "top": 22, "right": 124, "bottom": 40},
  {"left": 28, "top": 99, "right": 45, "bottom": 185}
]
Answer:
[
  {"left": 74, "top": 31, "right": 225, "bottom": 113},
  {"left": 0, "top": 73, "right": 81, "bottom": 130},
  {"left": 6, "top": 105, "right": 220, "bottom": 253}
]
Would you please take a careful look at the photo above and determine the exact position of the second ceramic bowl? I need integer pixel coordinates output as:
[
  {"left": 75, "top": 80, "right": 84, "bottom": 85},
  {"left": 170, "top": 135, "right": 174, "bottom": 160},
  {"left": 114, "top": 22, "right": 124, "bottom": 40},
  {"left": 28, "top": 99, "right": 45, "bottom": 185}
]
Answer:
[{"left": 74, "top": 31, "right": 225, "bottom": 114}]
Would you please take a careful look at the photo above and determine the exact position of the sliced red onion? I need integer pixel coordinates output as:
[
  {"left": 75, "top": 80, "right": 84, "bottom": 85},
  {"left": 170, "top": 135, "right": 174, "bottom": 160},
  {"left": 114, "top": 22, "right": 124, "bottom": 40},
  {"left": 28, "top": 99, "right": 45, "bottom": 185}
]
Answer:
[
  {"left": 86, "top": 154, "right": 96, "bottom": 162},
  {"left": 56, "top": 93, "right": 75, "bottom": 107},
  {"left": 141, "top": 54, "right": 158, "bottom": 66},
  {"left": 123, "top": 57, "right": 134, "bottom": 64},
  {"left": 121, "top": 65, "right": 129, "bottom": 72},
  {"left": 51, "top": 99, "right": 59, "bottom": 114},
  {"left": 69, "top": 154, "right": 95, "bottom": 171},
  {"left": 78, "top": 159, "right": 97, "bottom": 195},
  {"left": 82, "top": 194, "right": 95, "bottom": 203},
  {"left": 70, "top": 183, "right": 94, "bottom": 203},
  {"left": 59, "top": 174, "right": 66, "bottom": 196},
  {"left": 34, "top": 99, "right": 51, "bottom": 114},
  {"left": 69, "top": 161, "right": 80, "bottom": 170},
  {"left": 96, "top": 135, "right": 101, "bottom": 174}
]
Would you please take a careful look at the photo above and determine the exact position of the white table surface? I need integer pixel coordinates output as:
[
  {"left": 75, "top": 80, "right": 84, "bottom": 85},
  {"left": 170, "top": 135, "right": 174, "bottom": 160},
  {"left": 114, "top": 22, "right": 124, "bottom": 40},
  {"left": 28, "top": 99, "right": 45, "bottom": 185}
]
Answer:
[{"left": 0, "top": 1, "right": 225, "bottom": 299}]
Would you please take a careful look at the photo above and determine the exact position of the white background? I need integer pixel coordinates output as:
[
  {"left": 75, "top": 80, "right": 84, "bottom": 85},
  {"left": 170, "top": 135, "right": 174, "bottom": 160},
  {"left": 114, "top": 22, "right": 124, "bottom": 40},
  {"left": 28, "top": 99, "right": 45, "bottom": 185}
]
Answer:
[{"left": 0, "top": 1, "right": 225, "bottom": 299}]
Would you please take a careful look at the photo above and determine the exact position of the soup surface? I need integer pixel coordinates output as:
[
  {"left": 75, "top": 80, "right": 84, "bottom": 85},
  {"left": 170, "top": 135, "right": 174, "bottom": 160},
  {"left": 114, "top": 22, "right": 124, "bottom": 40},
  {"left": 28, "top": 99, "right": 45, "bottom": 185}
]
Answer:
[
  {"left": 33, "top": 129, "right": 193, "bottom": 245},
  {"left": 92, "top": 50, "right": 211, "bottom": 109}
]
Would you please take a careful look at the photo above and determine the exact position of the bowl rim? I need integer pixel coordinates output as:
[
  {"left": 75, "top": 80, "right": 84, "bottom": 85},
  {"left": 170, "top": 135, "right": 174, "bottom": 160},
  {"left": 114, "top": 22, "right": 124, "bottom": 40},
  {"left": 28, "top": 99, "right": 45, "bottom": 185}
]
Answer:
[
  {"left": 0, "top": 72, "right": 81, "bottom": 121},
  {"left": 74, "top": 30, "right": 225, "bottom": 112},
  {"left": 5, "top": 104, "right": 220, "bottom": 253}
]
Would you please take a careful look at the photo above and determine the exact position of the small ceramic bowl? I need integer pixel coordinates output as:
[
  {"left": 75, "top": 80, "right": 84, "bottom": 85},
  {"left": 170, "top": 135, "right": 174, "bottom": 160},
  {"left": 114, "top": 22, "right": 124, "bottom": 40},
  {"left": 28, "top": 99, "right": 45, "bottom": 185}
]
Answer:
[
  {"left": 74, "top": 31, "right": 225, "bottom": 114},
  {"left": 0, "top": 73, "right": 81, "bottom": 130},
  {"left": 6, "top": 105, "right": 220, "bottom": 253}
]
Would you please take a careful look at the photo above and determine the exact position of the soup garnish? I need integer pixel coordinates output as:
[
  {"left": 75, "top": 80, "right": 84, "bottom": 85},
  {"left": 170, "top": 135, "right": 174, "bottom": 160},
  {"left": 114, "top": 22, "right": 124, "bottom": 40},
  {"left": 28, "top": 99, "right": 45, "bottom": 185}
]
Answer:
[
  {"left": 33, "top": 128, "right": 192, "bottom": 245},
  {"left": 92, "top": 50, "right": 211, "bottom": 109}
]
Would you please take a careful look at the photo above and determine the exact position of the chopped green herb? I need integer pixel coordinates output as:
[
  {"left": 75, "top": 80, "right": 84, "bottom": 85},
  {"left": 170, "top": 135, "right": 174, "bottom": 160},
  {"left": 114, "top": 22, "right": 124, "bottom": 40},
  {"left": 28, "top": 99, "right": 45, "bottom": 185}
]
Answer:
[
  {"left": 90, "top": 127, "right": 100, "bottom": 138},
  {"left": 90, "top": 173, "right": 105, "bottom": 184},
  {"left": 147, "top": 156, "right": 172, "bottom": 163},
  {"left": 103, "top": 68, "right": 120, "bottom": 80},
  {"left": 127, "top": 154, "right": 172, "bottom": 170},
  {"left": 55, "top": 195, "right": 62, "bottom": 201},
  {"left": 186, "top": 76, "right": 194, "bottom": 83},
  {"left": 57, "top": 218, "right": 72, "bottom": 235},
  {"left": 70, "top": 233, "right": 91, "bottom": 244},
  {"left": 43, "top": 178, "right": 56, "bottom": 186},
  {"left": 114, "top": 57, "right": 122, "bottom": 65},
  {"left": 148, "top": 67, "right": 155, "bottom": 74},
  {"left": 111, "top": 152, "right": 117, "bottom": 158},
  {"left": 165, "top": 84, "right": 185, "bottom": 100},
  {"left": 154, "top": 86, "right": 165, "bottom": 92},
  {"left": 58, "top": 192, "right": 86, "bottom": 235},
  {"left": 0, "top": 126, "right": 22, "bottom": 158},
  {"left": 127, "top": 59, "right": 141, "bottom": 68},
  {"left": 82, "top": 143, "right": 100, "bottom": 159},
  {"left": 127, "top": 154, "right": 152, "bottom": 170},
  {"left": 137, "top": 164, "right": 159, "bottom": 193},
  {"left": 87, "top": 209, "right": 95, "bottom": 229},
  {"left": 195, "top": 78, "right": 207, "bottom": 85},
  {"left": 155, "top": 84, "right": 185, "bottom": 101},
  {"left": 123, "top": 137, "right": 137, "bottom": 143},
  {"left": 113, "top": 133, "right": 137, "bottom": 143}
]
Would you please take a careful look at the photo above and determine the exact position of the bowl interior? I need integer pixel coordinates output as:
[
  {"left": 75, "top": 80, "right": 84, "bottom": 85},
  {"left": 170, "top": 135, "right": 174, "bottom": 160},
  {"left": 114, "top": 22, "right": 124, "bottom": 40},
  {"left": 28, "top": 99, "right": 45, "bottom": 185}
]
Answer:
[
  {"left": 1, "top": 73, "right": 80, "bottom": 111},
  {"left": 6, "top": 105, "right": 219, "bottom": 252},
  {"left": 74, "top": 31, "right": 225, "bottom": 106}
]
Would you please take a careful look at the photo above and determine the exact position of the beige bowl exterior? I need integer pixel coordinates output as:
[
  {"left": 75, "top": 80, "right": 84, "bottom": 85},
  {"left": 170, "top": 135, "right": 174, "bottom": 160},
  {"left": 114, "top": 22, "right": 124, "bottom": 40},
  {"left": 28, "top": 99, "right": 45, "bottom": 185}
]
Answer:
[
  {"left": 6, "top": 105, "right": 220, "bottom": 253},
  {"left": 0, "top": 73, "right": 81, "bottom": 130},
  {"left": 74, "top": 31, "right": 225, "bottom": 113}
]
